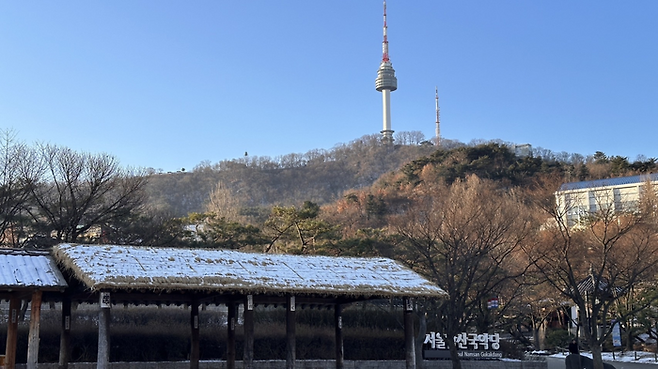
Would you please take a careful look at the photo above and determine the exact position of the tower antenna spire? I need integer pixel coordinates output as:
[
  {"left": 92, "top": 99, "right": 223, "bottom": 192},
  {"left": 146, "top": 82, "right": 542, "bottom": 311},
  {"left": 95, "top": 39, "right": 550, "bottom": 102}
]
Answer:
[
  {"left": 435, "top": 87, "right": 441, "bottom": 146},
  {"left": 382, "top": 0, "right": 389, "bottom": 62},
  {"left": 375, "top": 0, "right": 397, "bottom": 143}
]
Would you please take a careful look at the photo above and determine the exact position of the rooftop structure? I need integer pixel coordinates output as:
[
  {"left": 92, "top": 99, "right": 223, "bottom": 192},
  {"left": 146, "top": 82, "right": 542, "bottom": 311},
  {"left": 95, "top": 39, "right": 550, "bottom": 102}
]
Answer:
[{"left": 0, "top": 248, "right": 67, "bottom": 293}]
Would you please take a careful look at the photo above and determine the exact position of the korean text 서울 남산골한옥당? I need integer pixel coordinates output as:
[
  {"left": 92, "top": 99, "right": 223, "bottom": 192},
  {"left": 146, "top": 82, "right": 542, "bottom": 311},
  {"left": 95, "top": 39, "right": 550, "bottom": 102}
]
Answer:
[{"left": 424, "top": 332, "right": 500, "bottom": 351}]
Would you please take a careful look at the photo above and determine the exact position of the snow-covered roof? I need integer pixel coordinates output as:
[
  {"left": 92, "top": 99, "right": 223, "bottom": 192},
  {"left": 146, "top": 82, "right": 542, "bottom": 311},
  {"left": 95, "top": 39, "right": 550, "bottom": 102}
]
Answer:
[
  {"left": 559, "top": 173, "right": 658, "bottom": 192},
  {"left": 53, "top": 244, "right": 445, "bottom": 299},
  {"left": 0, "top": 249, "right": 68, "bottom": 290},
  {"left": 575, "top": 274, "right": 624, "bottom": 296}
]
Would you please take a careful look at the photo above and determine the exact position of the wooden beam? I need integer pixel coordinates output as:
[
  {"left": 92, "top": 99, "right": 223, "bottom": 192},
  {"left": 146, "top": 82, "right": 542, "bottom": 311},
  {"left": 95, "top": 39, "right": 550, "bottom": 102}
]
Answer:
[
  {"left": 5, "top": 295, "right": 20, "bottom": 369},
  {"left": 26, "top": 290, "right": 43, "bottom": 369},
  {"left": 243, "top": 295, "right": 254, "bottom": 369},
  {"left": 403, "top": 298, "right": 416, "bottom": 369},
  {"left": 97, "top": 292, "right": 111, "bottom": 369},
  {"left": 334, "top": 304, "right": 344, "bottom": 369},
  {"left": 59, "top": 297, "right": 72, "bottom": 369},
  {"left": 247, "top": 295, "right": 343, "bottom": 307},
  {"left": 190, "top": 300, "right": 200, "bottom": 369},
  {"left": 227, "top": 302, "right": 236, "bottom": 369},
  {"left": 286, "top": 295, "right": 296, "bottom": 369},
  {"left": 0, "top": 289, "right": 55, "bottom": 301},
  {"left": 63, "top": 289, "right": 377, "bottom": 308}
]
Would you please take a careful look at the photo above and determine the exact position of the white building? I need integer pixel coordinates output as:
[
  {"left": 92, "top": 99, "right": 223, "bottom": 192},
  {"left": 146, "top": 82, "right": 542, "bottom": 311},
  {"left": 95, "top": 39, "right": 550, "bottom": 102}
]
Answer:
[{"left": 556, "top": 173, "right": 658, "bottom": 227}]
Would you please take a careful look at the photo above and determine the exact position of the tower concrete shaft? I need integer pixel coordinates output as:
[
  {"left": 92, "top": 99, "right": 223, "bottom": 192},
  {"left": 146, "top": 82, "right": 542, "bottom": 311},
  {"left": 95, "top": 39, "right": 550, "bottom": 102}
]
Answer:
[{"left": 375, "top": 0, "right": 397, "bottom": 142}]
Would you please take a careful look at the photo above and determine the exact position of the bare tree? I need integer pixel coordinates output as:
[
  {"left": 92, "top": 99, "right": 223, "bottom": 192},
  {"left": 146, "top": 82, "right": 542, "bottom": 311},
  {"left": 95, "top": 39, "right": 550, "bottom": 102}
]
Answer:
[
  {"left": 393, "top": 174, "right": 535, "bottom": 369},
  {"left": 503, "top": 278, "right": 565, "bottom": 350},
  {"left": 394, "top": 131, "right": 426, "bottom": 146},
  {"left": 27, "top": 145, "right": 148, "bottom": 244},
  {"left": 524, "top": 177, "right": 658, "bottom": 369},
  {"left": 0, "top": 130, "right": 40, "bottom": 247},
  {"left": 206, "top": 181, "right": 246, "bottom": 223}
]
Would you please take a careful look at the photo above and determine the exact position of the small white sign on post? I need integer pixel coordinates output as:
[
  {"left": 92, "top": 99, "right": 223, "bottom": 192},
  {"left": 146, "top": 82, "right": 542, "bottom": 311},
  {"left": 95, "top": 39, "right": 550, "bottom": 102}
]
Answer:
[
  {"left": 289, "top": 296, "right": 296, "bottom": 312},
  {"left": 405, "top": 298, "right": 413, "bottom": 312},
  {"left": 100, "top": 292, "right": 111, "bottom": 309},
  {"left": 612, "top": 320, "right": 622, "bottom": 347}
]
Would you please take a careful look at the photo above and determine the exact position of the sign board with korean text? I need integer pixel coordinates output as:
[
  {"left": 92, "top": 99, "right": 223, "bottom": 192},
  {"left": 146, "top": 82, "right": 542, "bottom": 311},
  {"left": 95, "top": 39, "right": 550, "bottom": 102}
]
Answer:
[{"left": 424, "top": 332, "right": 502, "bottom": 360}]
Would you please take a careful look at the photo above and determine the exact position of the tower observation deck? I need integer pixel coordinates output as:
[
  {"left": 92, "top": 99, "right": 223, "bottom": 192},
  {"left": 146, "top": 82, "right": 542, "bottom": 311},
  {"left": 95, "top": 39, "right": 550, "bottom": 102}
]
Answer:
[
  {"left": 375, "top": 0, "right": 397, "bottom": 143},
  {"left": 375, "top": 62, "right": 397, "bottom": 92}
]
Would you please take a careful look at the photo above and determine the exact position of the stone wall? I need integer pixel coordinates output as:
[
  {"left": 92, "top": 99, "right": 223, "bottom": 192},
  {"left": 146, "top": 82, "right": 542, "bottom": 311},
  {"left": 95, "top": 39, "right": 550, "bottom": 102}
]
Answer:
[{"left": 15, "top": 359, "right": 547, "bottom": 369}]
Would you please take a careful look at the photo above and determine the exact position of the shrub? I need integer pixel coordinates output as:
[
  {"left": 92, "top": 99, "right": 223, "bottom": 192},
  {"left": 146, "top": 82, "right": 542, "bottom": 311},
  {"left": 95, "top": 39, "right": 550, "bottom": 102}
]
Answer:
[{"left": 545, "top": 329, "right": 571, "bottom": 351}]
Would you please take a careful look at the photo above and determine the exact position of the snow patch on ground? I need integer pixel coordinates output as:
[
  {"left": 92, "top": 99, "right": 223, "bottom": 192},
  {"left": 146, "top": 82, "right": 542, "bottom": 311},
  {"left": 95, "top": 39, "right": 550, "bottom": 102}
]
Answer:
[{"left": 551, "top": 351, "right": 658, "bottom": 364}]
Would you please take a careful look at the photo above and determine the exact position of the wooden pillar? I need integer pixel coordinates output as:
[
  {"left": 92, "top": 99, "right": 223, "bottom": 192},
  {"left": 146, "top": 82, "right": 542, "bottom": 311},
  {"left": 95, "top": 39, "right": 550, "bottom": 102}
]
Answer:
[
  {"left": 403, "top": 298, "right": 416, "bottom": 369},
  {"left": 59, "top": 297, "right": 72, "bottom": 369},
  {"left": 286, "top": 296, "right": 296, "bottom": 369},
  {"left": 5, "top": 295, "right": 20, "bottom": 369},
  {"left": 97, "top": 292, "right": 111, "bottom": 369},
  {"left": 190, "top": 300, "right": 200, "bottom": 369},
  {"left": 334, "top": 304, "right": 344, "bottom": 369},
  {"left": 26, "top": 290, "right": 43, "bottom": 369},
  {"left": 227, "top": 302, "right": 236, "bottom": 369},
  {"left": 243, "top": 295, "right": 254, "bottom": 369}
]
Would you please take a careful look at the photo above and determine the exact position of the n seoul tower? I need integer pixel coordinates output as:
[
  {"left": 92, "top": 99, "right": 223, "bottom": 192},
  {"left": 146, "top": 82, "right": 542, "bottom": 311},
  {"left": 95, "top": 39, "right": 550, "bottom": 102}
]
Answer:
[{"left": 375, "top": 0, "right": 397, "bottom": 143}]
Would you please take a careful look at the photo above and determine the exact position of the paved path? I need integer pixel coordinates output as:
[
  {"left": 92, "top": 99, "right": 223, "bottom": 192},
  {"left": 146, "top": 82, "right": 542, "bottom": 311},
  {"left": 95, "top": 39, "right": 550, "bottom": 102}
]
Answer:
[{"left": 547, "top": 356, "right": 657, "bottom": 369}]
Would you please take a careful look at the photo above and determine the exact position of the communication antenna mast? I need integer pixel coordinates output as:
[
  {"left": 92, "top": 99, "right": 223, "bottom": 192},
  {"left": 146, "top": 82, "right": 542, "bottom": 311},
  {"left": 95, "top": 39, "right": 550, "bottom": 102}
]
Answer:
[
  {"left": 435, "top": 87, "right": 441, "bottom": 146},
  {"left": 382, "top": 0, "right": 390, "bottom": 63}
]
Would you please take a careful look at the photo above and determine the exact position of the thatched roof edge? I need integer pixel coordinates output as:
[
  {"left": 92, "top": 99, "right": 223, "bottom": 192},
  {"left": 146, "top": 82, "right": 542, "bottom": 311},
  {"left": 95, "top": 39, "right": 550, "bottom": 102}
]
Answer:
[{"left": 52, "top": 244, "right": 446, "bottom": 299}]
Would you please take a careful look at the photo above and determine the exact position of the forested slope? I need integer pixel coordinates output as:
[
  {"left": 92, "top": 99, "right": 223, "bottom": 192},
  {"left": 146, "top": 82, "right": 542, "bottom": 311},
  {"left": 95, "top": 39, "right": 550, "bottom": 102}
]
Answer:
[
  {"left": 145, "top": 134, "right": 438, "bottom": 217},
  {"left": 145, "top": 132, "right": 658, "bottom": 219}
]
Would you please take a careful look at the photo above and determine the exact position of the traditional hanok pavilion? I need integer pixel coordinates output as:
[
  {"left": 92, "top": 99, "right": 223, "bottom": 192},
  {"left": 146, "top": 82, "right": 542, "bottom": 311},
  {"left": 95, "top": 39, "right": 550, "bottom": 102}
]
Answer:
[
  {"left": 2, "top": 244, "right": 445, "bottom": 369},
  {"left": 0, "top": 249, "right": 68, "bottom": 369}
]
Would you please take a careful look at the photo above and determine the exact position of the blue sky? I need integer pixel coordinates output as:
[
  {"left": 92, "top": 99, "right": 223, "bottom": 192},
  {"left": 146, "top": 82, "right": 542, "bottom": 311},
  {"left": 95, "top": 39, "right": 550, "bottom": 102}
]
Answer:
[{"left": 1, "top": 1, "right": 657, "bottom": 172}]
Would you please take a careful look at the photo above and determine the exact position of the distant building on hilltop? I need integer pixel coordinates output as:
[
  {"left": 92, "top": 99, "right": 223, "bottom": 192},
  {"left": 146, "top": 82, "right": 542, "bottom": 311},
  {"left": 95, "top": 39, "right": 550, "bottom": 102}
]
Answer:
[
  {"left": 555, "top": 173, "right": 658, "bottom": 227},
  {"left": 512, "top": 144, "right": 532, "bottom": 157}
]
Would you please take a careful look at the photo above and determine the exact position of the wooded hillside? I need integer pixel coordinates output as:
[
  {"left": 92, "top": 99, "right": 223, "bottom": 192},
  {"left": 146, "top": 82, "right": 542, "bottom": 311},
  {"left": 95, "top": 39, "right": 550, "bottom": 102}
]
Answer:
[
  {"left": 145, "top": 133, "right": 439, "bottom": 217},
  {"left": 145, "top": 132, "right": 658, "bottom": 220}
]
